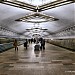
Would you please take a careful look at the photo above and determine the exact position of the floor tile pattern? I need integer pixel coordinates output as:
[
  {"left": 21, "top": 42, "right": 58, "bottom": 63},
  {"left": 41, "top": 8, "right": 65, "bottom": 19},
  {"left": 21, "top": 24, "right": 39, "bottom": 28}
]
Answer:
[{"left": 0, "top": 43, "right": 75, "bottom": 75}]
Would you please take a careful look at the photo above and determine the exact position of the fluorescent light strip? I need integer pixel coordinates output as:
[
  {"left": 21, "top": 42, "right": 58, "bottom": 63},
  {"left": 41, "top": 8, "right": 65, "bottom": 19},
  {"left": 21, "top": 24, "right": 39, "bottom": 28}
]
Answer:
[
  {"left": 6, "top": 0, "right": 36, "bottom": 8},
  {"left": 3, "top": 2, "right": 34, "bottom": 11},
  {"left": 21, "top": 20, "right": 53, "bottom": 23},
  {"left": 1, "top": 0, "right": 36, "bottom": 11},
  {"left": 1, "top": 0, "right": 74, "bottom": 12},
  {"left": 40, "top": 13, "right": 54, "bottom": 19},
  {"left": 19, "top": 13, "right": 55, "bottom": 21},
  {"left": 16, "top": 17, "right": 57, "bottom": 23},
  {"left": 39, "top": 0, "right": 74, "bottom": 11},
  {"left": 39, "top": 0, "right": 73, "bottom": 8},
  {"left": 41, "top": 1, "right": 74, "bottom": 11},
  {"left": 5, "top": 0, "right": 36, "bottom": 8},
  {"left": 16, "top": 1, "right": 36, "bottom": 8}
]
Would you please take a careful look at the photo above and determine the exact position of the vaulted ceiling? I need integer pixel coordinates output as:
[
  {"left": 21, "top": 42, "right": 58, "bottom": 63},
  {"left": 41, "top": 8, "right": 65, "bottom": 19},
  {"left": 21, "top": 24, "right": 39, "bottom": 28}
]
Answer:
[{"left": 0, "top": 0, "right": 75, "bottom": 39}]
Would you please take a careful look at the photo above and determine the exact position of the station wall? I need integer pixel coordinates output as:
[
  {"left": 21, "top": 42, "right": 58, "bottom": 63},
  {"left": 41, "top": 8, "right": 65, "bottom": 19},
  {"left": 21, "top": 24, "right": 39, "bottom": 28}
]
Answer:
[{"left": 47, "top": 39, "right": 75, "bottom": 51}]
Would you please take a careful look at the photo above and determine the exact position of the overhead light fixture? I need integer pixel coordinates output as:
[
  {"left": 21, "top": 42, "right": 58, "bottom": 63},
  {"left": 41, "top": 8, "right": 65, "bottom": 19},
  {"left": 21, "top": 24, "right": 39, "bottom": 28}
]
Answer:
[
  {"left": 0, "top": 0, "right": 74, "bottom": 12},
  {"left": 39, "top": 0, "right": 74, "bottom": 11},
  {"left": 0, "top": 0, "right": 36, "bottom": 11},
  {"left": 15, "top": 12, "right": 59, "bottom": 23},
  {"left": 26, "top": 27, "right": 48, "bottom": 31}
]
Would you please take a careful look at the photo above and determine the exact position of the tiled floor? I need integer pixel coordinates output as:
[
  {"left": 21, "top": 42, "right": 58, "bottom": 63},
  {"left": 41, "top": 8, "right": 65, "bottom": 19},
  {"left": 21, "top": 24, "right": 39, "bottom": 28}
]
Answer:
[{"left": 0, "top": 43, "right": 75, "bottom": 75}]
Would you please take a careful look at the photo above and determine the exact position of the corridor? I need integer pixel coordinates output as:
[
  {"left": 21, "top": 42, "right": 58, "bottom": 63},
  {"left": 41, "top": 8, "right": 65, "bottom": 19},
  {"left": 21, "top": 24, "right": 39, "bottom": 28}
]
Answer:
[{"left": 0, "top": 43, "right": 75, "bottom": 75}]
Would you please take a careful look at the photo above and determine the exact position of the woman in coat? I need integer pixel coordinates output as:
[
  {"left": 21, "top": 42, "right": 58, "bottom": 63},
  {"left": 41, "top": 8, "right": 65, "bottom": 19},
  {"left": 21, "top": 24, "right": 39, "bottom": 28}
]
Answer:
[{"left": 13, "top": 39, "right": 18, "bottom": 51}]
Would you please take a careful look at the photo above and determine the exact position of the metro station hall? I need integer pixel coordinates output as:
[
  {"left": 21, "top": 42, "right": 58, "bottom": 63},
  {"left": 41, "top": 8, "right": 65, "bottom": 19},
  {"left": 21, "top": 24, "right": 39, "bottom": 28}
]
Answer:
[{"left": 0, "top": 0, "right": 75, "bottom": 75}]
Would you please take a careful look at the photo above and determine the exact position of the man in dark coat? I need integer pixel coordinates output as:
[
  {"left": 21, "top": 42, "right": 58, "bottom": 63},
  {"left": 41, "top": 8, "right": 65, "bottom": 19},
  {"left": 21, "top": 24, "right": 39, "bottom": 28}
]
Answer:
[
  {"left": 24, "top": 39, "right": 28, "bottom": 49},
  {"left": 40, "top": 38, "right": 45, "bottom": 50}
]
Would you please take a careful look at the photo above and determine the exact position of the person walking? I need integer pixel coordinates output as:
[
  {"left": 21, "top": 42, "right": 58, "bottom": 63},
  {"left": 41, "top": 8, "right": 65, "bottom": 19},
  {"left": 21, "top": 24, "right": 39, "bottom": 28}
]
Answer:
[
  {"left": 24, "top": 39, "right": 28, "bottom": 50},
  {"left": 40, "top": 38, "right": 45, "bottom": 50},
  {"left": 13, "top": 39, "right": 18, "bottom": 51},
  {"left": 34, "top": 38, "right": 36, "bottom": 43}
]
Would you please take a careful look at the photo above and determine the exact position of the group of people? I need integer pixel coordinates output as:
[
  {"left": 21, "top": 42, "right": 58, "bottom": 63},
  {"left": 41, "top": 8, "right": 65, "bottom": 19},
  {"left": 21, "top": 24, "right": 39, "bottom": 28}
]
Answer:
[
  {"left": 28, "top": 38, "right": 45, "bottom": 50},
  {"left": 28, "top": 38, "right": 36, "bottom": 44},
  {"left": 13, "top": 37, "right": 45, "bottom": 51}
]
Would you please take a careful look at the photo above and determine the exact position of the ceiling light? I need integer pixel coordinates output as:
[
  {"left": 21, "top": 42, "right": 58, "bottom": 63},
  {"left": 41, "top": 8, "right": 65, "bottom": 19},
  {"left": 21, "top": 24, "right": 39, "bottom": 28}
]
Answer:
[
  {"left": 1, "top": 0, "right": 36, "bottom": 11},
  {"left": 15, "top": 12, "right": 59, "bottom": 23},
  {"left": 39, "top": 0, "right": 74, "bottom": 11}
]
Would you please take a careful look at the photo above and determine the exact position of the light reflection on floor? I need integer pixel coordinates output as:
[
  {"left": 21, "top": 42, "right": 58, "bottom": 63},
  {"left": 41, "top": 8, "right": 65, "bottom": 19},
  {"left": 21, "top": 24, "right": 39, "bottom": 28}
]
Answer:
[{"left": 0, "top": 43, "right": 75, "bottom": 75}]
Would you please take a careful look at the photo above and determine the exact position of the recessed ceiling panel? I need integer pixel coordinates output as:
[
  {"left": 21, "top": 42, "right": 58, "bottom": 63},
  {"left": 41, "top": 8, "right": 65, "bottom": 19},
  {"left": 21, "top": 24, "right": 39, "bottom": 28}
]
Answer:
[
  {"left": 0, "top": 1, "right": 74, "bottom": 38},
  {"left": 15, "top": 12, "right": 59, "bottom": 23},
  {"left": 9, "top": 22, "right": 34, "bottom": 33},
  {"left": 14, "top": 0, "right": 56, "bottom": 6},
  {"left": 42, "top": 3, "right": 75, "bottom": 33},
  {"left": 0, "top": 3, "right": 32, "bottom": 21}
]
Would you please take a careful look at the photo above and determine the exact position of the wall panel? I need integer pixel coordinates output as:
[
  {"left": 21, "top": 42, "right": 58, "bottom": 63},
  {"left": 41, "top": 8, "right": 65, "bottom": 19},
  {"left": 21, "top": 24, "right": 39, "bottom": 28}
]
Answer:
[{"left": 47, "top": 39, "right": 75, "bottom": 51}]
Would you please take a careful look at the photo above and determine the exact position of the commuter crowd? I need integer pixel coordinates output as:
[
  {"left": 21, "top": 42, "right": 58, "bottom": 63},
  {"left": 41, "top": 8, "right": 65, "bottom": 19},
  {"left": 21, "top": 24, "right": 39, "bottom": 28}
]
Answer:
[{"left": 13, "top": 37, "right": 45, "bottom": 51}]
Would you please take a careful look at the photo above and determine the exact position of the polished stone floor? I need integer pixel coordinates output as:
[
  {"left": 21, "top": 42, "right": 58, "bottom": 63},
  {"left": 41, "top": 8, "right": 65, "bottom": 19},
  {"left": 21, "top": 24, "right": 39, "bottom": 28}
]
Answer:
[{"left": 0, "top": 43, "right": 75, "bottom": 75}]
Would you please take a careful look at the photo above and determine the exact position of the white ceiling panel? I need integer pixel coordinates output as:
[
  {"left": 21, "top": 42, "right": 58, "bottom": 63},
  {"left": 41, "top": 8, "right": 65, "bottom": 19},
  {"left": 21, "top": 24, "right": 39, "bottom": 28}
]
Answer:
[
  {"left": 9, "top": 22, "right": 34, "bottom": 33},
  {"left": 42, "top": 3, "right": 75, "bottom": 32},
  {"left": 0, "top": 2, "right": 75, "bottom": 38},
  {"left": 17, "top": 0, "right": 57, "bottom": 6},
  {"left": 0, "top": 3, "right": 32, "bottom": 23}
]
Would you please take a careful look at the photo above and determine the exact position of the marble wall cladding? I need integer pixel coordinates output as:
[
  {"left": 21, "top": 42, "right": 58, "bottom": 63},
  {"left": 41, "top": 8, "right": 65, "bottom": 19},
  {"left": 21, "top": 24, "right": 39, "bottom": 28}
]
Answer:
[{"left": 47, "top": 39, "right": 75, "bottom": 51}]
